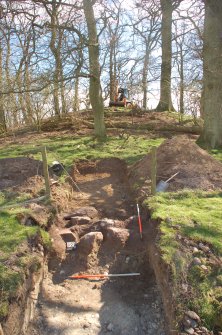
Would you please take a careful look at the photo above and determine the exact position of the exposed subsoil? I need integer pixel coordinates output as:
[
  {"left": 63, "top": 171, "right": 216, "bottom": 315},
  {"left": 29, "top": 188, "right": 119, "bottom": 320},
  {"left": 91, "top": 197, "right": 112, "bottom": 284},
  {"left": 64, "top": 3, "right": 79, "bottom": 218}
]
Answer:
[
  {"left": 0, "top": 157, "right": 43, "bottom": 190},
  {"left": 26, "top": 158, "right": 166, "bottom": 335},
  {"left": 129, "top": 135, "right": 222, "bottom": 196}
]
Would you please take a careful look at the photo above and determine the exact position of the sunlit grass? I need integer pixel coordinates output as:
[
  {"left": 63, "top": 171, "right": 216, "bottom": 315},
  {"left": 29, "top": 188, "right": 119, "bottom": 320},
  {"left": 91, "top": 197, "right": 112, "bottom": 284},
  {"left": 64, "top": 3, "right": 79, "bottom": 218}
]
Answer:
[
  {"left": 0, "top": 135, "right": 164, "bottom": 167},
  {"left": 145, "top": 190, "right": 222, "bottom": 329},
  {"left": 210, "top": 148, "right": 222, "bottom": 163},
  {"left": 147, "top": 190, "right": 222, "bottom": 255}
]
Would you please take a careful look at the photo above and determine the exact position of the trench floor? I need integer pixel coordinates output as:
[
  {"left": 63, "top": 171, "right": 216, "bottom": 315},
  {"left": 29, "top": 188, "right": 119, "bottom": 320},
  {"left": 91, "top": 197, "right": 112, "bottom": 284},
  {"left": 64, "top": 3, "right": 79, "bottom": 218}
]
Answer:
[{"left": 27, "top": 158, "right": 166, "bottom": 335}]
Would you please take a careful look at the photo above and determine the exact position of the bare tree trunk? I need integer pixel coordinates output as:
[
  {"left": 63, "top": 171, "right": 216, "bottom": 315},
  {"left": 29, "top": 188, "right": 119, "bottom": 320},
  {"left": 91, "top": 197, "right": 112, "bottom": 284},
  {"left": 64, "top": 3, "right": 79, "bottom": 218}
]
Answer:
[
  {"left": 200, "top": 90, "right": 204, "bottom": 119},
  {"left": 156, "top": 0, "right": 174, "bottom": 112},
  {"left": 73, "top": 77, "right": 79, "bottom": 112},
  {"left": 48, "top": 2, "right": 60, "bottom": 117},
  {"left": 109, "top": 42, "right": 115, "bottom": 101},
  {"left": 5, "top": 35, "right": 17, "bottom": 126},
  {"left": 16, "top": 70, "right": 26, "bottom": 124},
  {"left": 73, "top": 53, "right": 83, "bottom": 113},
  {"left": 83, "top": 0, "right": 106, "bottom": 139},
  {"left": 179, "top": 45, "right": 184, "bottom": 115},
  {"left": 24, "top": 61, "right": 33, "bottom": 123},
  {"left": 0, "top": 42, "right": 6, "bottom": 131},
  {"left": 201, "top": 1, "right": 222, "bottom": 147},
  {"left": 60, "top": 74, "right": 66, "bottom": 114},
  {"left": 58, "top": 30, "right": 66, "bottom": 114},
  {"left": 53, "top": 67, "right": 60, "bottom": 117},
  {"left": 109, "top": 36, "right": 117, "bottom": 102},
  {"left": 45, "top": 1, "right": 67, "bottom": 117},
  {"left": 142, "top": 43, "right": 150, "bottom": 109}
]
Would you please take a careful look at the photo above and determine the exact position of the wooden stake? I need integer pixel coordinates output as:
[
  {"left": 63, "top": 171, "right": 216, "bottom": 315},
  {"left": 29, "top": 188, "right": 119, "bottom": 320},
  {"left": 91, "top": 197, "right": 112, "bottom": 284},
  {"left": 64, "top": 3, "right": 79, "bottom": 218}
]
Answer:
[
  {"left": 151, "top": 147, "right": 157, "bottom": 195},
  {"left": 41, "top": 146, "right": 51, "bottom": 199}
]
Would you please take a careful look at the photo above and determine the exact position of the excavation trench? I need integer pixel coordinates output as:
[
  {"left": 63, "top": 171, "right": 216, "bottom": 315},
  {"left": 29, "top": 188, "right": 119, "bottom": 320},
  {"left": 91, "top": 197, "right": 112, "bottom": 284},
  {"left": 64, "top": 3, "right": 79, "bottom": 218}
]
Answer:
[{"left": 27, "top": 158, "right": 167, "bottom": 335}]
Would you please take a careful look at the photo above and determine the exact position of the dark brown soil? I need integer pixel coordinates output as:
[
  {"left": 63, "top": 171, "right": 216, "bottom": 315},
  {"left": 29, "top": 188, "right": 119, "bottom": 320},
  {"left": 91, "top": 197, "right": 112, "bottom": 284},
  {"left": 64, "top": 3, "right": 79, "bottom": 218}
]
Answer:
[
  {"left": 129, "top": 136, "right": 222, "bottom": 196},
  {"left": 0, "top": 157, "right": 43, "bottom": 190}
]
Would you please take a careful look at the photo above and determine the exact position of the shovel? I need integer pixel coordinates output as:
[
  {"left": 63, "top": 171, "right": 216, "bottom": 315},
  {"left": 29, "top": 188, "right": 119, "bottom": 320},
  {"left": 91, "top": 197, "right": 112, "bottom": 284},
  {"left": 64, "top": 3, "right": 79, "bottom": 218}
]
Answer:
[{"left": 156, "top": 172, "right": 179, "bottom": 192}]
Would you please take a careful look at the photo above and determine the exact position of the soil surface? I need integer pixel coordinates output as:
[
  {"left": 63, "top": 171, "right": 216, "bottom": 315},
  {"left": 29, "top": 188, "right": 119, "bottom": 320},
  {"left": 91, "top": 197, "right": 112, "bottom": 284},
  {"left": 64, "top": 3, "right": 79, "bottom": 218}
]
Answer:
[
  {"left": 27, "top": 158, "right": 166, "bottom": 335},
  {"left": 0, "top": 157, "right": 43, "bottom": 190},
  {"left": 129, "top": 135, "right": 222, "bottom": 196},
  {"left": 0, "top": 110, "right": 200, "bottom": 146}
]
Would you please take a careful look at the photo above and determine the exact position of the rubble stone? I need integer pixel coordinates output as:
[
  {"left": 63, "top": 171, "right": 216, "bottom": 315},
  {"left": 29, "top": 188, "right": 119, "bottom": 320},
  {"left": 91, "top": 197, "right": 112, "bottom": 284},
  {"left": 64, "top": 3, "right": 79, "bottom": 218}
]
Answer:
[
  {"left": 106, "top": 227, "right": 130, "bottom": 248},
  {"left": 98, "top": 218, "right": 115, "bottom": 228},
  {"left": 193, "top": 257, "right": 202, "bottom": 266},
  {"left": 192, "top": 247, "right": 199, "bottom": 254},
  {"left": 185, "top": 311, "right": 201, "bottom": 323},
  {"left": 184, "top": 328, "right": 195, "bottom": 334},
  {"left": 64, "top": 206, "right": 98, "bottom": 220},
  {"left": 198, "top": 243, "right": 210, "bottom": 253},
  {"left": 78, "top": 232, "right": 103, "bottom": 255},
  {"left": 183, "top": 315, "right": 192, "bottom": 328},
  {"left": 107, "top": 323, "right": 114, "bottom": 332},
  {"left": 70, "top": 216, "right": 91, "bottom": 226},
  {"left": 200, "top": 265, "right": 208, "bottom": 271}
]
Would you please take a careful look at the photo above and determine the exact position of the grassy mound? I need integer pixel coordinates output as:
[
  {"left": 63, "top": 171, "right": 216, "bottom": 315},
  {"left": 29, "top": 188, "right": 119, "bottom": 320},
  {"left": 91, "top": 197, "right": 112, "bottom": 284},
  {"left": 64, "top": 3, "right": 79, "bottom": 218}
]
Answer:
[{"left": 145, "top": 190, "right": 222, "bottom": 330}]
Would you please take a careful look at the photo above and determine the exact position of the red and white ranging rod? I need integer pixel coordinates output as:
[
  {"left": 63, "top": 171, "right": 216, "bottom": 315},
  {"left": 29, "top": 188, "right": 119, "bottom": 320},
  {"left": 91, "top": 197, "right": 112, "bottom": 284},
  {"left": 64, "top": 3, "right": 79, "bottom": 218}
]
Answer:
[{"left": 136, "top": 203, "right": 143, "bottom": 240}]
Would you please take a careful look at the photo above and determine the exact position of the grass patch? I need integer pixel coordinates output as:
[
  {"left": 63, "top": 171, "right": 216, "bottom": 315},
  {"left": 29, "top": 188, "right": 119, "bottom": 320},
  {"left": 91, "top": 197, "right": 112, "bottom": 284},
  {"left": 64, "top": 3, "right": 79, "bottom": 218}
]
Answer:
[
  {"left": 145, "top": 190, "right": 222, "bottom": 330},
  {"left": 0, "top": 135, "right": 164, "bottom": 167},
  {"left": 0, "top": 211, "right": 38, "bottom": 255},
  {"left": 147, "top": 190, "right": 222, "bottom": 255},
  {"left": 197, "top": 138, "right": 222, "bottom": 163},
  {"left": 0, "top": 191, "right": 32, "bottom": 207},
  {"left": 0, "top": 209, "right": 50, "bottom": 321},
  {"left": 210, "top": 148, "right": 222, "bottom": 163}
]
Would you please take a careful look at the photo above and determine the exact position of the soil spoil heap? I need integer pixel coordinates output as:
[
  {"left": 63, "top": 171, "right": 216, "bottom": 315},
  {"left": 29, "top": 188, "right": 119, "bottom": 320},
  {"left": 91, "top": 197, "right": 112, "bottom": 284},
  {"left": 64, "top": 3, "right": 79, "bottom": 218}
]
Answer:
[{"left": 129, "top": 136, "right": 222, "bottom": 193}]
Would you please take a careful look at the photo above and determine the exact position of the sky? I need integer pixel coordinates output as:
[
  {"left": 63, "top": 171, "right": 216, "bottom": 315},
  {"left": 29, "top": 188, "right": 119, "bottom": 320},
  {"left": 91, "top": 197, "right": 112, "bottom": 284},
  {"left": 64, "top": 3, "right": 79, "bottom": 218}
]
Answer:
[{"left": 1, "top": 0, "right": 203, "bottom": 114}]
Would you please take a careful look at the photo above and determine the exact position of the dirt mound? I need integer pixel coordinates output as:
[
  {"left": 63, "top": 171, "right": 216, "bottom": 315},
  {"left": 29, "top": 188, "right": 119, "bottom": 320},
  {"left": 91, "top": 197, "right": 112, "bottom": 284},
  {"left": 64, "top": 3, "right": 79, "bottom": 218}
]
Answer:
[
  {"left": 129, "top": 136, "right": 222, "bottom": 193},
  {"left": 0, "top": 157, "right": 43, "bottom": 190}
]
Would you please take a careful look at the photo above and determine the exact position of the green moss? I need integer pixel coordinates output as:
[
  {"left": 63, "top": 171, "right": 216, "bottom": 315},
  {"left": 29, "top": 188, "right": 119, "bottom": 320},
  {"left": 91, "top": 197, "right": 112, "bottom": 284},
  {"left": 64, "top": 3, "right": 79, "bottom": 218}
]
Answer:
[
  {"left": 0, "top": 264, "right": 23, "bottom": 295},
  {"left": 0, "top": 301, "right": 9, "bottom": 320},
  {"left": 0, "top": 262, "right": 23, "bottom": 321},
  {"left": 40, "top": 229, "right": 52, "bottom": 250}
]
